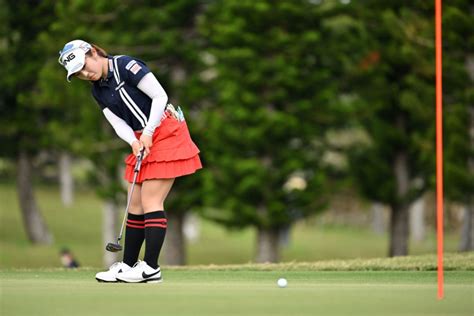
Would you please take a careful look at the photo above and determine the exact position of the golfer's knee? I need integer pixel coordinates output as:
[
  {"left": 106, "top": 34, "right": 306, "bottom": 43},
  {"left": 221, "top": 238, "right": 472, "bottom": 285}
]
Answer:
[{"left": 128, "top": 201, "right": 144, "bottom": 215}]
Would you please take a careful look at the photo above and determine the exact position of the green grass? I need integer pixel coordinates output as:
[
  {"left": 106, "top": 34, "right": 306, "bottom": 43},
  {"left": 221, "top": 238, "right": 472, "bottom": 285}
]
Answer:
[
  {"left": 2, "top": 184, "right": 473, "bottom": 315},
  {"left": 0, "top": 183, "right": 464, "bottom": 268},
  {"left": 1, "top": 269, "right": 473, "bottom": 316}
]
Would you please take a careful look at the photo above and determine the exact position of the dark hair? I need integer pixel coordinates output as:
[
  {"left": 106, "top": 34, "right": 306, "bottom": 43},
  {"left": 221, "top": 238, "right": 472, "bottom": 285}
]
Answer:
[
  {"left": 60, "top": 248, "right": 71, "bottom": 255},
  {"left": 87, "top": 43, "right": 108, "bottom": 57}
]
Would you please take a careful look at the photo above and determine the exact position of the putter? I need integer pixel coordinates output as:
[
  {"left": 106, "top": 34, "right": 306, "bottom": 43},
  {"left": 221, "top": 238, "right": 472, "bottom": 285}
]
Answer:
[{"left": 106, "top": 148, "right": 145, "bottom": 252}]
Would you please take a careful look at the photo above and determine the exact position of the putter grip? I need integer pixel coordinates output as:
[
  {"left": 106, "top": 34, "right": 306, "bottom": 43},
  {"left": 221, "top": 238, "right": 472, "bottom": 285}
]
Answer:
[{"left": 134, "top": 148, "right": 145, "bottom": 172}]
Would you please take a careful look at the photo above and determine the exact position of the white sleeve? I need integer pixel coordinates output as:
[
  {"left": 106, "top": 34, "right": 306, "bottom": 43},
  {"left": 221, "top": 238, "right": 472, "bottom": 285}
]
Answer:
[
  {"left": 103, "top": 108, "right": 138, "bottom": 146},
  {"left": 137, "top": 73, "right": 168, "bottom": 137}
]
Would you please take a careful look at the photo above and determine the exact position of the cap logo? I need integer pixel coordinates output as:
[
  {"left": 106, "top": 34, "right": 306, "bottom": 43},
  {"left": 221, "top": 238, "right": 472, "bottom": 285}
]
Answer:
[{"left": 63, "top": 53, "right": 76, "bottom": 64}]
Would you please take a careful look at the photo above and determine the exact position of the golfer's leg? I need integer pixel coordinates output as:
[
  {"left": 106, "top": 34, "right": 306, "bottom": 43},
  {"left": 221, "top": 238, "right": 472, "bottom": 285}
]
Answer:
[
  {"left": 141, "top": 178, "right": 175, "bottom": 212},
  {"left": 141, "top": 178, "right": 175, "bottom": 269},
  {"left": 128, "top": 183, "right": 144, "bottom": 215},
  {"left": 123, "top": 183, "right": 145, "bottom": 266}
]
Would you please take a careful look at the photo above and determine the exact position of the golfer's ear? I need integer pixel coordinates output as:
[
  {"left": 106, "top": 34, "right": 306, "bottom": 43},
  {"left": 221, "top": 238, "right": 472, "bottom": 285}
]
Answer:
[{"left": 90, "top": 47, "right": 98, "bottom": 57}]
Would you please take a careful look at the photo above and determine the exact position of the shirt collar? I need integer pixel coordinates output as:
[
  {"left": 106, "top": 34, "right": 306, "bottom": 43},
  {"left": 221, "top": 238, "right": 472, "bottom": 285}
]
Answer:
[
  {"left": 97, "top": 56, "right": 115, "bottom": 86},
  {"left": 106, "top": 56, "right": 114, "bottom": 80}
]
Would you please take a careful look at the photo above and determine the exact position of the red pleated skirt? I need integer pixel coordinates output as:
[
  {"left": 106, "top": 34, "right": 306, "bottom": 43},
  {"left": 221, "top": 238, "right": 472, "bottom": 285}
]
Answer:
[{"left": 124, "top": 113, "right": 202, "bottom": 183}]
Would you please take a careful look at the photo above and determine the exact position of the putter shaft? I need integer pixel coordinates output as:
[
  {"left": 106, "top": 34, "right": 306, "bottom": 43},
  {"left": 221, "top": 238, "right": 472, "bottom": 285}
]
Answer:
[{"left": 107, "top": 149, "right": 145, "bottom": 251}]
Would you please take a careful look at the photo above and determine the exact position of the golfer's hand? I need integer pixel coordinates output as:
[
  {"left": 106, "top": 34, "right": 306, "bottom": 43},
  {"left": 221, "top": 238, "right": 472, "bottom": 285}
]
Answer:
[
  {"left": 139, "top": 134, "right": 153, "bottom": 158},
  {"left": 131, "top": 140, "right": 144, "bottom": 157}
]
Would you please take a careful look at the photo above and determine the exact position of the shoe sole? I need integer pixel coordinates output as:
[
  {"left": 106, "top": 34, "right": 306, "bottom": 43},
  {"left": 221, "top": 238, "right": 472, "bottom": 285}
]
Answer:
[
  {"left": 116, "top": 277, "right": 163, "bottom": 284},
  {"left": 95, "top": 278, "right": 118, "bottom": 283}
]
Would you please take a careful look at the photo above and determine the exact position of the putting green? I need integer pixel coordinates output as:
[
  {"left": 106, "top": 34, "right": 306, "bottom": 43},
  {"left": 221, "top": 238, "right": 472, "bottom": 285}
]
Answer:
[{"left": 1, "top": 270, "right": 473, "bottom": 315}]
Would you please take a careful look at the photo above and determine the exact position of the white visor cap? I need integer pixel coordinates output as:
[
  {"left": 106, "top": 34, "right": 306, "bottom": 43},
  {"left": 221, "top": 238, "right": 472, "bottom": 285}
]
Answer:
[{"left": 58, "top": 40, "right": 92, "bottom": 82}]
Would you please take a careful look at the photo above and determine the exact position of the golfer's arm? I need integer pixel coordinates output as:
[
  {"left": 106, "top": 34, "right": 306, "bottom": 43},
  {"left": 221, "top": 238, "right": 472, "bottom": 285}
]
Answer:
[
  {"left": 137, "top": 73, "right": 168, "bottom": 137},
  {"left": 102, "top": 108, "right": 138, "bottom": 146}
]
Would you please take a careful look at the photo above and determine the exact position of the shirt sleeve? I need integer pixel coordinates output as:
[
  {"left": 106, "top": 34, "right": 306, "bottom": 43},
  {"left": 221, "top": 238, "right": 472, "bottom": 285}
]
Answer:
[
  {"left": 137, "top": 73, "right": 168, "bottom": 136},
  {"left": 102, "top": 108, "right": 138, "bottom": 146},
  {"left": 118, "top": 55, "right": 151, "bottom": 86}
]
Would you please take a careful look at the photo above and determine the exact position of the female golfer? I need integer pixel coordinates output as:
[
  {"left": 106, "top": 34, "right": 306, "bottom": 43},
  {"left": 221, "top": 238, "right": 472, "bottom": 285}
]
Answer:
[{"left": 58, "top": 40, "right": 202, "bottom": 283}]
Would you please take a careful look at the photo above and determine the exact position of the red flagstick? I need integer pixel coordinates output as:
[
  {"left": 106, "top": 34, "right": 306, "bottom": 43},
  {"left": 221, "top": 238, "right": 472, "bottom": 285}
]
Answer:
[{"left": 435, "top": 0, "right": 444, "bottom": 300}]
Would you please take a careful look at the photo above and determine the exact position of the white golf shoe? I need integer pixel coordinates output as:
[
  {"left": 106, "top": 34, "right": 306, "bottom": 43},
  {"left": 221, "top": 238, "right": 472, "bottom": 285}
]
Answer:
[
  {"left": 95, "top": 262, "right": 132, "bottom": 283},
  {"left": 116, "top": 260, "right": 162, "bottom": 283}
]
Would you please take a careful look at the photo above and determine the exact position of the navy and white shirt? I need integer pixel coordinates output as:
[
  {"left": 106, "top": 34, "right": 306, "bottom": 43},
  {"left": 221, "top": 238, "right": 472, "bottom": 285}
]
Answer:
[
  {"left": 92, "top": 55, "right": 159, "bottom": 132},
  {"left": 90, "top": 55, "right": 169, "bottom": 146}
]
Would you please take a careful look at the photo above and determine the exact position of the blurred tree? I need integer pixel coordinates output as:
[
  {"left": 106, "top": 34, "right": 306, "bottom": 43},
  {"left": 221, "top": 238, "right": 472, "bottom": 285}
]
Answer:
[
  {"left": 0, "top": 0, "right": 55, "bottom": 244},
  {"left": 346, "top": 0, "right": 471, "bottom": 256},
  {"left": 34, "top": 29, "right": 127, "bottom": 265},
  {"left": 441, "top": 0, "right": 474, "bottom": 251},
  {"left": 197, "top": 0, "right": 366, "bottom": 262},
  {"left": 34, "top": 0, "right": 206, "bottom": 265},
  {"left": 58, "top": 152, "right": 74, "bottom": 207}
]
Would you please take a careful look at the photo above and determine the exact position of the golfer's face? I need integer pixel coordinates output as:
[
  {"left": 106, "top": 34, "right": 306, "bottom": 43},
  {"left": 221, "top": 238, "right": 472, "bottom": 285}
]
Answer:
[{"left": 76, "top": 55, "right": 102, "bottom": 81}]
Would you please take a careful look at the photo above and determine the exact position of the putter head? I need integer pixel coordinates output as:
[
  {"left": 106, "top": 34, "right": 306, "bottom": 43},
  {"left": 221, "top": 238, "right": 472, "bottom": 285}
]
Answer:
[{"left": 105, "top": 242, "right": 123, "bottom": 252}]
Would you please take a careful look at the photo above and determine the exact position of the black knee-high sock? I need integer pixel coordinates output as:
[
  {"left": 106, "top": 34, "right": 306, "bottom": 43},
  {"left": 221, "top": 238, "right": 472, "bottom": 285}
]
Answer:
[
  {"left": 123, "top": 213, "right": 145, "bottom": 266},
  {"left": 144, "top": 211, "right": 167, "bottom": 269}
]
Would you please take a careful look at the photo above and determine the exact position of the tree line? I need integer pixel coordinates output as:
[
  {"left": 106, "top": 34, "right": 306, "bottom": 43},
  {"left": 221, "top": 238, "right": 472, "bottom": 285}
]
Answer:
[{"left": 1, "top": 0, "right": 472, "bottom": 264}]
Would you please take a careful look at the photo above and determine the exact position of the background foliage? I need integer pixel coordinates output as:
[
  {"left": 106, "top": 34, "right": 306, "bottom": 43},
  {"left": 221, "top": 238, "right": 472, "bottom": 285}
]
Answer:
[{"left": 0, "top": 0, "right": 472, "bottom": 264}]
